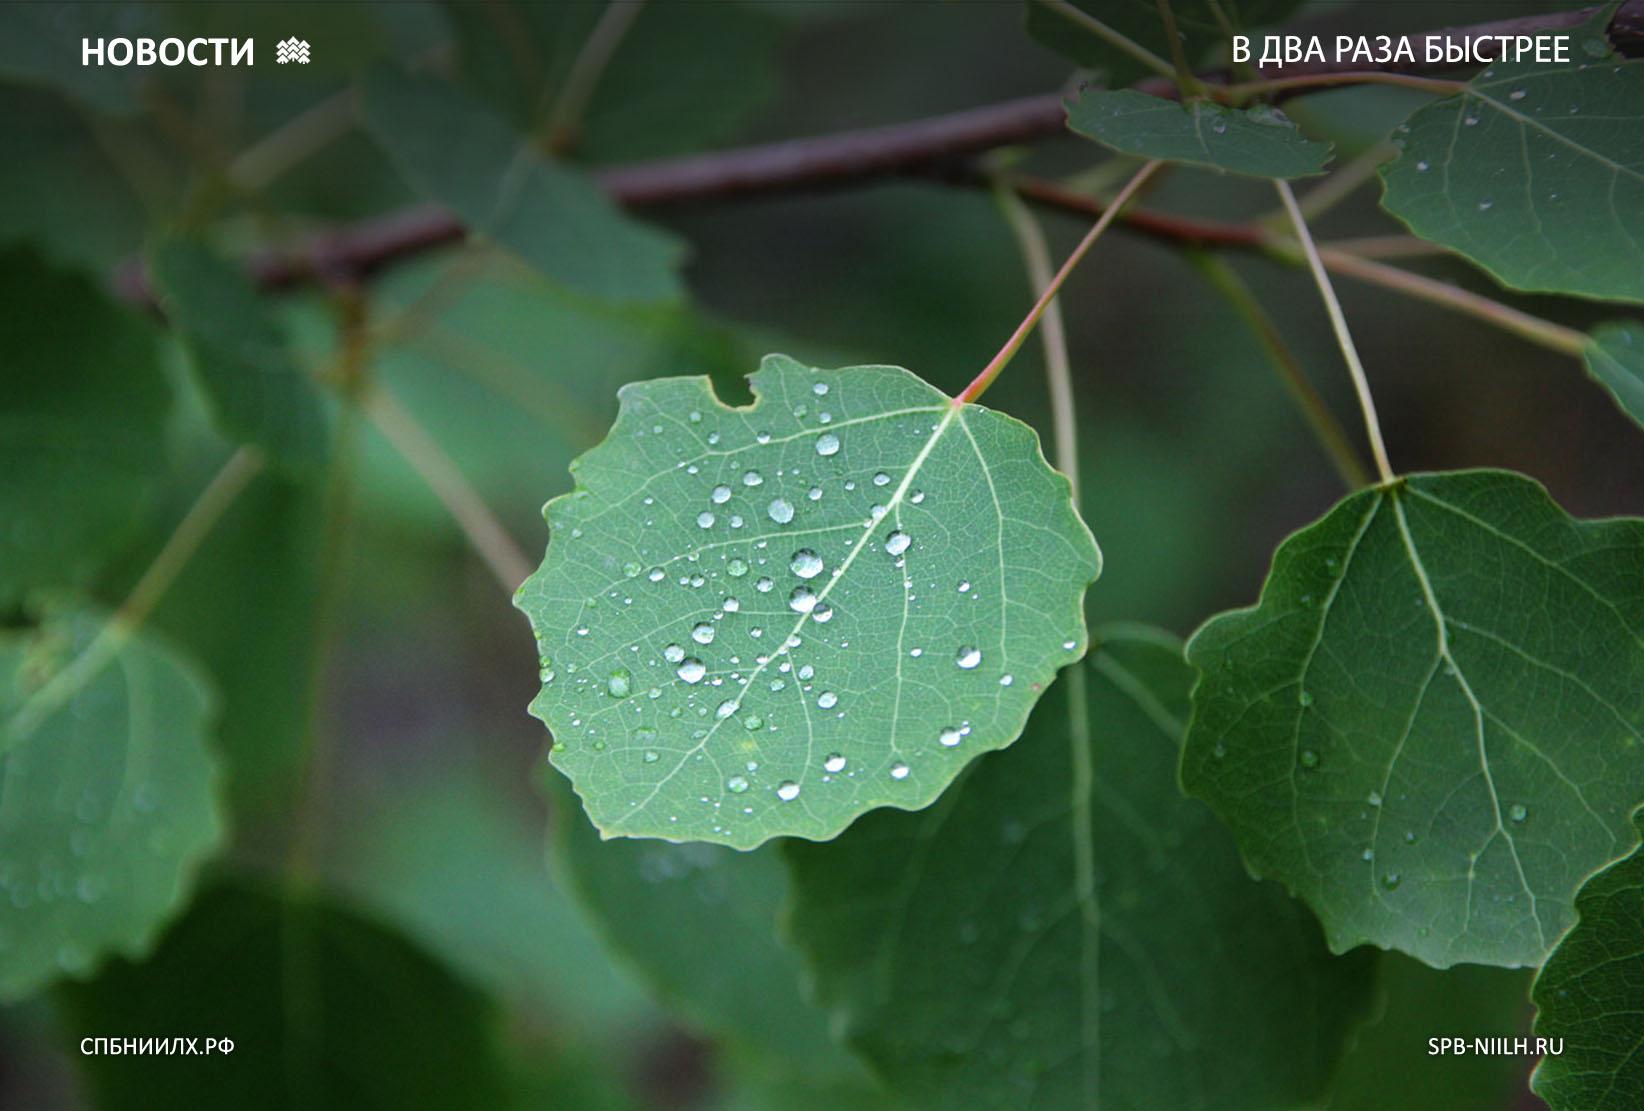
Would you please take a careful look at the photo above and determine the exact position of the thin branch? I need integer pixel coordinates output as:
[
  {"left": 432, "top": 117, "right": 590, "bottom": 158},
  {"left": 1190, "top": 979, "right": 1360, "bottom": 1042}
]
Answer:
[
  {"left": 104, "top": 0, "right": 1643, "bottom": 306},
  {"left": 4, "top": 447, "right": 265, "bottom": 745},
  {"left": 229, "top": 88, "right": 356, "bottom": 192},
  {"left": 1317, "top": 249, "right": 1589, "bottom": 358},
  {"left": 1223, "top": 72, "right": 1466, "bottom": 100},
  {"left": 362, "top": 385, "right": 534, "bottom": 593},
  {"left": 1155, "top": 0, "right": 1206, "bottom": 98},
  {"left": 958, "top": 161, "right": 1162, "bottom": 405},
  {"left": 1290, "top": 140, "right": 1397, "bottom": 223},
  {"left": 1190, "top": 253, "right": 1370, "bottom": 488},
  {"left": 1274, "top": 179, "right": 1394, "bottom": 485}
]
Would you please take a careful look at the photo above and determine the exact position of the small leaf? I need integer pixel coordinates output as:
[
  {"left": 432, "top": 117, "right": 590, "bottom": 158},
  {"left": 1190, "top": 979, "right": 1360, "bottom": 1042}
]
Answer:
[
  {"left": 149, "top": 240, "right": 328, "bottom": 469},
  {"left": 1585, "top": 321, "right": 1644, "bottom": 430},
  {"left": 56, "top": 880, "right": 513, "bottom": 1108},
  {"left": 1380, "top": 13, "right": 1644, "bottom": 303},
  {"left": 360, "top": 68, "right": 686, "bottom": 305},
  {"left": 1531, "top": 811, "right": 1644, "bottom": 1111},
  {"left": 515, "top": 355, "right": 1099, "bottom": 848},
  {"left": 1066, "top": 90, "right": 1331, "bottom": 178},
  {"left": 1025, "top": 0, "right": 1305, "bottom": 88},
  {"left": 784, "top": 628, "right": 1375, "bottom": 1109},
  {"left": 0, "top": 606, "right": 222, "bottom": 1001},
  {"left": 0, "top": 245, "right": 170, "bottom": 607},
  {"left": 551, "top": 774, "right": 860, "bottom": 1080},
  {"left": 1183, "top": 470, "right": 1644, "bottom": 968}
]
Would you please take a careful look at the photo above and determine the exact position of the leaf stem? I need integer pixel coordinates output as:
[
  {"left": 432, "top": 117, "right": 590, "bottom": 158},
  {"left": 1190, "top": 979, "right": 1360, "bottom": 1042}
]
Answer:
[
  {"left": 1033, "top": 0, "right": 1180, "bottom": 83},
  {"left": 3, "top": 447, "right": 264, "bottom": 745},
  {"left": 1316, "top": 248, "right": 1589, "bottom": 358},
  {"left": 958, "top": 161, "right": 1161, "bottom": 407},
  {"left": 1189, "top": 253, "right": 1370, "bottom": 489},
  {"left": 1273, "top": 179, "right": 1395, "bottom": 485},
  {"left": 1288, "top": 141, "right": 1397, "bottom": 223},
  {"left": 362, "top": 384, "right": 534, "bottom": 592},
  {"left": 542, "top": 0, "right": 648, "bottom": 152},
  {"left": 1154, "top": 0, "right": 1206, "bottom": 99}
]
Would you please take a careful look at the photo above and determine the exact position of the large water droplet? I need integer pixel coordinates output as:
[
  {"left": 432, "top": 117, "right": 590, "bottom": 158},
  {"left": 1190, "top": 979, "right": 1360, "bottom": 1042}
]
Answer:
[
  {"left": 664, "top": 643, "right": 686, "bottom": 664},
  {"left": 823, "top": 753, "right": 846, "bottom": 773},
  {"left": 691, "top": 622, "right": 716, "bottom": 645},
  {"left": 939, "top": 726, "right": 962, "bottom": 748},
  {"left": 768, "top": 498, "right": 795, "bottom": 524},
  {"left": 817, "top": 691, "right": 838, "bottom": 709},
  {"left": 776, "top": 781, "right": 801, "bottom": 801},
  {"left": 715, "top": 699, "right": 738, "bottom": 719},
  {"left": 956, "top": 646, "right": 982, "bottom": 670},
  {"left": 884, "top": 530, "right": 911, "bottom": 556},
  {"left": 727, "top": 775, "right": 749, "bottom": 794},
  {"left": 890, "top": 761, "right": 910, "bottom": 780},
  {"left": 790, "top": 549, "right": 824, "bottom": 578},
  {"left": 815, "top": 432, "right": 840, "bottom": 457},
  {"left": 788, "top": 586, "right": 817, "bottom": 614},
  {"left": 677, "top": 658, "right": 706, "bottom": 683},
  {"left": 607, "top": 670, "right": 632, "bottom": 699},
  {"left": 711, "top": 485, "right": 732, "bottom": 504},
  {"left": 696, "top": 511, "right": 715, "bottom": 529}
]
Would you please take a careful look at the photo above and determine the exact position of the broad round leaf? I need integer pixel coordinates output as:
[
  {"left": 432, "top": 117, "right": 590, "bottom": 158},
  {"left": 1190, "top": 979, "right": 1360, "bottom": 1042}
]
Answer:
[
  {"left": 1066, "top": 91, "right": 1331, "bottom": 178},
  {"left": 784, "top": 628, "right": 1375, "bottom": 1109},
  {"left": 0, "top": 606, "right": 223, "bottom": 1000},
  {"left": 0, "top": 245, "right": 170, "bottom": 607},
  {"left": 1380, "top": 14, "right": 1644, "bottom": 304},
  {"left": 1585, "top": 321, "right": 1644, "bottom": 431},
  {"left": 1183, "top": 470, "right": 1644, "bottom": 968},
  {"left": 1531, "top": 812, "right": 1644, "bottom": 1111},
  {"left": 515, "top": 355, "right": 1099, "bottom": 848},
  {"left": 57, "top": 880, "right": 513, "bottom": 1109}
]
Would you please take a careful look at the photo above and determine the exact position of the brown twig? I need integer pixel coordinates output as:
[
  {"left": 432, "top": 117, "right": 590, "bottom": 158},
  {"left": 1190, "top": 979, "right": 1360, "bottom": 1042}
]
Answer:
[{"left": 106, "top": 0, "right": 1642, "bottom": 307}]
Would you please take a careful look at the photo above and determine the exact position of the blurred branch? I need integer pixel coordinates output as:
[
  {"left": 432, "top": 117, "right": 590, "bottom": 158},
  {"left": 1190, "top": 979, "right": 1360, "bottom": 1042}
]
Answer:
[
  {"left": 107, "top": 0, "right": 1643, "bottom": 307},
  {"left": 543, "top": 0, "right": 648, "bottom": 152}
]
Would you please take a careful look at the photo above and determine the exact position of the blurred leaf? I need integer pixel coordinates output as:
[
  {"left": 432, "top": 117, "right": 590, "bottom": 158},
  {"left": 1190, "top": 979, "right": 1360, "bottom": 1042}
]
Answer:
[
  {"left": 344, "top": 252, "right": 755, "bottom": 532},
  {"left": 1025, "top": 0, "right": 1303, "bottom": 86},
  {"left": 1182, "top": 469, "right": 1644, "bottom": 968},
  {"left": 146, "top": 471, "right": 325, "bottom": 824},
  {"left": 339, "top": 765, "right": 652, "bottom": 1034},
  {"left": 0, "top": 245, "right": 170, "bottom": 608},
  {"left": 0, "top": 605, "right": 222, "bottom": 1002},
  {"left": 517, "top": 355, "right": 1099, "bottom": 847},
  {"left": 1585, "top": 321, "right": 1644, "bottom": 431},
  {"left": 784, "top": 627, "right": 1375, "bottom": 1109},
  {"left": 1379, "top": 12, "right": 1644, "bottom": 304},
  {"left": 551, "top": 775, "right": 861, "bottom": 1082},
  {"left": 56, "top": 880, "right": 513, "bottom": 1110},
  {"left": 0, "top": 4, "right": 160, "bottom": 114},
  {"left": 1066, "top": 91, "right": 1331, "bottom": 177},
  {"left": 1328, "top": 955, "right": 1533, "bottom": 1111},
  {"left": 360, "top": 68, "right": 685, "bottom": 304},
  {"left": 442, "top": 0, "right": 783, "bottom": 164},
  {"left": 149, "top": 240, "right": 328, "bottom": 470},
  {"left": 1531, "top": 811, "right": 1644, "bottom": 1111}
]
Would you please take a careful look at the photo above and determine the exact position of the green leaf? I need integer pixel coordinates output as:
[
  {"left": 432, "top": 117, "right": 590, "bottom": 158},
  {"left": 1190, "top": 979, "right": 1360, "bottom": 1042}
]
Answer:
[
  {"left": 1182, "top": 469, "right": 1644, "bottom": 969},
  {"left": 1585, "top": 321, "right": 1644, "bottom": 430},
  {"left": 1531, "top": 811, "right": 1644, "bottom": 1111},
  {"left": 515, "top": 355, "right": 1100, "bottom": 848},
  {"left": 784, "top": 627, "right": 1375, "bottom": 1109},
  {"left": 1025, "top": 0, "right": 1303, "bottom": 86},
  {"left": 0, "top": 245, "right": 170, "bottom": 607},
  {"left": 359, "top": 68, "right": 685, "bottom": 305},
  {"left": 551, "top": 774, "right": 860, "bottom": 1080},
  {"left": 1066, "top": 90, "right": 1331, "bottom": 178},
  {"left": 1379, "top": 15, "right": 1644, "bottom": 304},
  {"left": 0, "top": 606, "right": 222, "bottom": 1001},
  {"left": 56, "top": 880, "right": 513, "bottom": 1109},
  {"left": 149, "top": 240, "right": 328, "bottom": 469},
  {"left": 1326, "top": 955, "right": 1533, "bottom": 1111},
  {"left": 0, "top": 4, "right": 160, "bottom": 114}
]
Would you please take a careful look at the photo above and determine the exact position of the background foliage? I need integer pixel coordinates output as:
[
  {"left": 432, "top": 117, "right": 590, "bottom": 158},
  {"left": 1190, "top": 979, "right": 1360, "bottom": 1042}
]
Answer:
[{"left": 1, "top": 1, "right": 1641, "bottom": 1108}]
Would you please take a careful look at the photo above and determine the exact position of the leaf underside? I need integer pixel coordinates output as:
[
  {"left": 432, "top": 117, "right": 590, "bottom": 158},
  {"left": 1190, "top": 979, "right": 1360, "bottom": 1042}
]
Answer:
[
  {"left": 1531, "top": 812, "right": 1644, "bottom": 1111},
  {"left": 1379, "top": 18, "right": 1644, "bottom": 304},
  {"left": 1584, "top": 321, "right": 1644, "bottom": 431},
  {"left": 1182, "top": 470, "right": 1644, "bottom": 969},
  {"left": 784, "top": 628, "right": 1375, "bottom": 1110},
  {"left": 0, "top": 608, "right": 222, "bottom": 1001},
  {"left": 1066, "top": 90, "right": 1331, "bottom": 178},
  {"left": 515, "top": 355, "right": 1100, "bottom": 849}
]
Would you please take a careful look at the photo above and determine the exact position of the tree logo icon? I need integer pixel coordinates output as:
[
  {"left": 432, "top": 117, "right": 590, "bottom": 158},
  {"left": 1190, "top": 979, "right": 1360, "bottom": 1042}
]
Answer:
[{"left": 275, "top": 38, "right": 310, "bottom": 65}]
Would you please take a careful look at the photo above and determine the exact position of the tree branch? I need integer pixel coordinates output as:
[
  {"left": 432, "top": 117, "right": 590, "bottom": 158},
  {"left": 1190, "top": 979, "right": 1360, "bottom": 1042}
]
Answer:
[{"left": 107, "top": 0, "right": 1641, "bottom": 307}]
